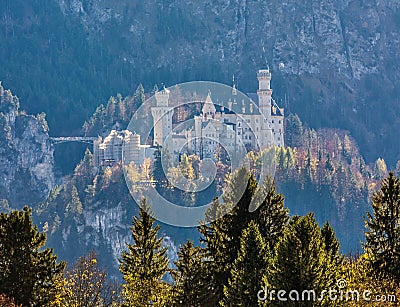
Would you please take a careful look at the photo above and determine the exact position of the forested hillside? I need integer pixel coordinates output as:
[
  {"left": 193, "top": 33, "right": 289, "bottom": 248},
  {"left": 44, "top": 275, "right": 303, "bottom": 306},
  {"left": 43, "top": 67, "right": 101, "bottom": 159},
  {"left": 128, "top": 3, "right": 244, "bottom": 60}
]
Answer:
[{"left": 1, "top": 0, "right": 400, "bottom": 165}]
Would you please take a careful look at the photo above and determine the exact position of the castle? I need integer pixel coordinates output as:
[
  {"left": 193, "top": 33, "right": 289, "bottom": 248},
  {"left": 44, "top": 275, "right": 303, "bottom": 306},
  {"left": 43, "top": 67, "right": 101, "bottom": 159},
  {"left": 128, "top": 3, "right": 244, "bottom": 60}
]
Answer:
[{"left": 94, "top": 68, "right": 284, "bottom": 168}]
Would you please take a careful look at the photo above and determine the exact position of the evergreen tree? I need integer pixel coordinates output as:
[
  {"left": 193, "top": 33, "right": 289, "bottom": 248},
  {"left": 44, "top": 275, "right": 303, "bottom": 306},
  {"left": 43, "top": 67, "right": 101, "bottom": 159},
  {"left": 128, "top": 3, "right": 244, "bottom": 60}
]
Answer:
[
  {"left": 321, "top": 222, "right": 343, "bottom": 266},
  {"left": 285, "top": 113, "right": 303, "bottom": 148},
  {"left": 252, "top": 176, "right": 289, "bottom": 250},
  {"left": 270, "top": 213, "right": 340, "bottom": 306},
  {"left": 220, "top": 221, "right": 270, "bottom": 307},
  {"left": 0, "top": 207, "right": 65, "bottom": 306},
  {"left": 172, "top": 241, "right": 208, "bottom": 306},
  {"left": 365, "top": 172, "right": 400, "bottom": 282},
  {"left": 198, "top": 168, "right": 289, "bottom": 305},
  {"left": 119, "top": 199, "right": 170, "bottom": 306},
  {"left": 133, "top": 84, "right": 145, "bottom": 110}
]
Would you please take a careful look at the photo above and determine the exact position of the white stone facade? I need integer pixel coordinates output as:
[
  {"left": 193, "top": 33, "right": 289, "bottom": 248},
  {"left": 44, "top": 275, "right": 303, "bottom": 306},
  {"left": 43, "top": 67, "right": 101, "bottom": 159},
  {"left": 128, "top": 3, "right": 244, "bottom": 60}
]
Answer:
[{"left": 152, "top": 69, "right": 284, "bottom": 160}]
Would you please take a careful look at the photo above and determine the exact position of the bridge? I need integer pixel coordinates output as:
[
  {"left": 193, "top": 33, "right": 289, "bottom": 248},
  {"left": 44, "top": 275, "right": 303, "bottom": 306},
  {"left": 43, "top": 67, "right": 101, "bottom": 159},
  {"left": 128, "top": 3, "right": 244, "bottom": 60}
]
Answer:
[{"left": 50, "top": 136, "right": 98, "bottom": 144}]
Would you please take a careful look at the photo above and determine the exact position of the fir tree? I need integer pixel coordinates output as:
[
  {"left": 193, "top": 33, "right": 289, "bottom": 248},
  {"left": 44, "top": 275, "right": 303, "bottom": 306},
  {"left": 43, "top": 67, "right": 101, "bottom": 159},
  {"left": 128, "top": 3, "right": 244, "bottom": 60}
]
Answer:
[
  {"left": 133, "top": 84, "right": 145, "bottom": 110},
  {"left": 270, "top": 213, "right": 340, "bottom": 306},
  {"left": 172, "top": 241, "right": 208, "bottom": 306},
  {"left": 220, "top": 221, "right": 270, "bottom": 307},
  {"left": 321, "top": 221, "right": 343, "bottom": 271},
  {"left": 119, "top": 199, "right": 170, "bottom": 306},
  {"left": 285, "top": 113, "right": 303, "bottom": 148},
  {"left": 198, "top": 167, "right": 289, "bottom": 305},
  {"left": 252, "top": 176, "right": 289, "bottom": 250},
  {"left": 365, "top": 172, "right": 400, "bottom": 282},
  {"left": 0, "top": 207, "right": 65, "bottom": 306}
]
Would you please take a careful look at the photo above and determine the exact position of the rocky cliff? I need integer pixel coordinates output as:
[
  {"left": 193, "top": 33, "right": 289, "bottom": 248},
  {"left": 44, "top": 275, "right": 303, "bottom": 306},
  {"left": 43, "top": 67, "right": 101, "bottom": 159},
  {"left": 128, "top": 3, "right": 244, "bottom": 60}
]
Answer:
[
  {"left": 57, "top": 0, "right": 400, "bottom": 166},
  {"left": 0, "top": 82, "right": 55, "bottom": 208},
  {"left": 1, "top": 0, "right": 399, "bottom": 164}
]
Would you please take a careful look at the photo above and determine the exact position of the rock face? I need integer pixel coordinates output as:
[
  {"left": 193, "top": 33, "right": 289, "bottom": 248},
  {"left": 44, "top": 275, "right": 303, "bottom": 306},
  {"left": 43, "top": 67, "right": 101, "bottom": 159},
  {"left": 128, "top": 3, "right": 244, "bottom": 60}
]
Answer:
[
  {"left": 52, "top": 0, "right": 400, "bottom": 165},
  {"left": 54, "top": 0, "right": 399, "bottom": 81},
  {"left": 0, "top": 83, "right": 55, "bottom": 207}
]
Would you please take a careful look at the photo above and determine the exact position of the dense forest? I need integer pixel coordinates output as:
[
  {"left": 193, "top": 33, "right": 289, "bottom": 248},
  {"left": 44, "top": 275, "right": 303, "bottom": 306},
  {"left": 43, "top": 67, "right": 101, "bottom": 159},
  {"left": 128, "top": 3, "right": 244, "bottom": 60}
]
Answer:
[
  {"left": 1, "top": 171, "right": 400, "bottom": 306},
  {"left": 1, "top": 1, "right": 400, "bottom": 304},
  {"left": 1, "top": 0, "right": 400, "bottom": 166}
]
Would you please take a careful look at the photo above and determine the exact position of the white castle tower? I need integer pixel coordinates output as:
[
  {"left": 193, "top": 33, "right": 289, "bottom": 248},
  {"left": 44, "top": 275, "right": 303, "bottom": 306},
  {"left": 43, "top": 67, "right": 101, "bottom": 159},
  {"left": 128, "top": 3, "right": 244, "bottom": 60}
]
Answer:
[
  {"left": 151, "top": 86, "right": 173, "bottom": 146},
  {"left": 257, "top": 68, "right": 273, "bottom": 121}
]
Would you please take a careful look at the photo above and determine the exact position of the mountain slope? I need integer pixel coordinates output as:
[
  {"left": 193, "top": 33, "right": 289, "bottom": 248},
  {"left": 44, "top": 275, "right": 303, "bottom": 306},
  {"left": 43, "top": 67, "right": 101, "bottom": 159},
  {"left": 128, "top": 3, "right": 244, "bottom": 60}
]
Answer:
[{"left": 0, "top": 0, "right": 399, "bottom": 164}]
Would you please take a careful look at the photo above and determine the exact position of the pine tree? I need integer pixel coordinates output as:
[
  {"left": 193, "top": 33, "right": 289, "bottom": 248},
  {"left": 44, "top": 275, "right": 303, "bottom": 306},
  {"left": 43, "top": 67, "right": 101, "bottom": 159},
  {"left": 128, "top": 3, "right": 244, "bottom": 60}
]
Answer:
[
  {"left": 119, "top": 199, "right": 170, "bottom": 306},
  {"left": 0, "top": 207, "right": 65, "bottom": 306},
  {"left": 133, "top": 84, "right": 145, "bottom": 110},
  {"left": 270, "top": 213, "right": 340, "bottom": 306},
  {"left": 252, "top": 176, "right": 289, "bottom": 251},
  {"left": 220, "top": 221, "right": 270, "bottom": 307},
  {"left": 285, "top": 113, "right": 303, "bottom": 148},
  {"left": 172, "top": 241, "right": 208, "bottom": 306},
  {"left": 321, "top": 222, "right": 343, "bottom": 271},
  {"left": 365, "top": 172, "right": 400, "bottom": 282},
  {"left": 198, "top": 167, "right": 289, "bottom": 305}
]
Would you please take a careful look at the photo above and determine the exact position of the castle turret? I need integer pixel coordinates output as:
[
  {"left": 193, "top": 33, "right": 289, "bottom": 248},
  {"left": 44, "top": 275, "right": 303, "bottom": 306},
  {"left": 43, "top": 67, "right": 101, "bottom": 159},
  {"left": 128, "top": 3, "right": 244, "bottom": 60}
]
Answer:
[
  {"left": 202, "top": 91, "right": 216, "bottom": 118},
  {"left": 151, "top": 86, "right": 173, "bottom": 146},
  {"left": 257, "top": 68, "right": 272, "bottom": 120}
]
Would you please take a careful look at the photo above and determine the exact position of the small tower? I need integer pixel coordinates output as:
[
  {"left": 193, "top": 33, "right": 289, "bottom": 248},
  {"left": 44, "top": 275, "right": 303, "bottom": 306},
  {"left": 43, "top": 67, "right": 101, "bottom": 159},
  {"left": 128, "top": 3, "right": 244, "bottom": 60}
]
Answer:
[
  {"left": 202, "top": 91, "right": 216, "bottom": 119},
  {"left": 232, "top": 75, "right": 237, "bottom": 96},
  {"left": 257, "top": 68, "right": 272, "bottom": 121},
  {"left": 151, "top": 85, "right": 173, "bottom": 146}
]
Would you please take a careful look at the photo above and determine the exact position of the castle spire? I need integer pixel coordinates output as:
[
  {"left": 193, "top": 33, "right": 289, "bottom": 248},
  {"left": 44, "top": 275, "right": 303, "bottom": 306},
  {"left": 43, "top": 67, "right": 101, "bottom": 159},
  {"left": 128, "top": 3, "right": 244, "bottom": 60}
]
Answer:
[{"left": 232, "top": 75, "right": 237, "bottom": 95}]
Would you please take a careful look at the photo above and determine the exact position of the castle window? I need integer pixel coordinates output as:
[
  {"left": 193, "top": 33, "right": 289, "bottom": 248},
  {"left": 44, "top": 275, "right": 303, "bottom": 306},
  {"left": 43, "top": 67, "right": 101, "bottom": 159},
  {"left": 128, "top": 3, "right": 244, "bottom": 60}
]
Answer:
[
  {"left": 279, "top": 120, "right": 281, "bottom": 124},
  {"left": 272, "top": 120, "right": 275, "bottom": 123},
  {"left": 272, "top": 129, "right": 275, "bottom": 133}
]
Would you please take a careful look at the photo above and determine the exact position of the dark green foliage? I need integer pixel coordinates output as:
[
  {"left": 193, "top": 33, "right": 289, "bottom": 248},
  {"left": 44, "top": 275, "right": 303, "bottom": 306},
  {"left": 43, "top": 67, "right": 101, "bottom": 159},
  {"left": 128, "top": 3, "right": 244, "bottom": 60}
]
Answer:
[
  {"left": 172, "top": 241, "right": 209, "bottom": 306},
  {"left": 0, "top": 207, "right": 65, "bottom": 306},
  {"left": 365, "top": 172, "right": 400, "bottom": 282},
  {"left": 220, "top": 221, "right": 270, "bottom": 307},
  {"left": 269, "top": 213, "right": 341, "bottom": 307},
  {"left": 119, "top": 199, "right": 169, "bottom": 306},
  {"left": 198, "top": 167, "right": 289, "bottom": 305},
  {"left": 285, "top": 113, "right": 303, "bottom": 147},
  {"left": 133, "top": 84, "right": 145, "bottom": 111},
  {"left": 321, "top": 222, "right": 342, "bottom": 264}
]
